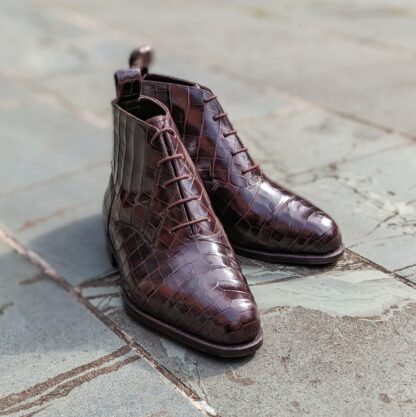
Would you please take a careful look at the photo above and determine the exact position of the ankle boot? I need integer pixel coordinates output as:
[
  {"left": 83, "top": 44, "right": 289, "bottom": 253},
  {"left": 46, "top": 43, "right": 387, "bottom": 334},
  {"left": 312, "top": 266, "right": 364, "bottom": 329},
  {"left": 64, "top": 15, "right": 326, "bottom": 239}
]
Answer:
[
  {"left": 128, "top": 46, "right": 344, "bottom": 265},
  {"left": 103, "top": 69, "right": 262, "bottom": 357}
]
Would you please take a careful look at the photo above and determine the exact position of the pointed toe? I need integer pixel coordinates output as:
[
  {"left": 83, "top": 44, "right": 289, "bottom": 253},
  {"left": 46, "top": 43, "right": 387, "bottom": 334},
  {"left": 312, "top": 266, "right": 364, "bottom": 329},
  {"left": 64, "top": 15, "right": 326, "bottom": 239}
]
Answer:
[
  {"left": 304, "top": 212, "right": 343, "bottom": 255},
  {"left": 218, "top": 297, "right": 261, "bottom": 346}
]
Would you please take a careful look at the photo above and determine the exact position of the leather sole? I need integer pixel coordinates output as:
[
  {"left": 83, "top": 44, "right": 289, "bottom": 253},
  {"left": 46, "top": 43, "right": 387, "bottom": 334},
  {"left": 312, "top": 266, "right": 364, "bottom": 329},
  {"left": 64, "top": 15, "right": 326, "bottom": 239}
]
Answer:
[
  {"left": 123, "top": 290, "right": 263, "bottom": 358},
  {"left": 233, "top": 243, "right": 345, "bottom": 265},
  {"left": 106, "top": 239, "right": 263, "bottom": 358}
]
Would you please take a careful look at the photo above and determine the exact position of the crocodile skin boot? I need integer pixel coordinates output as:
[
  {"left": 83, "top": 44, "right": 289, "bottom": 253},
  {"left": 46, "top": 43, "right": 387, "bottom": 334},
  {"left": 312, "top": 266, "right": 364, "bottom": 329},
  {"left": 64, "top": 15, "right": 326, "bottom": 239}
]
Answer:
[
  {"left": 103, "top": 69, "right": 262, "bottom": 357},
  {"left": 128, "top": 46, "right": 344, "bottom": 265}
]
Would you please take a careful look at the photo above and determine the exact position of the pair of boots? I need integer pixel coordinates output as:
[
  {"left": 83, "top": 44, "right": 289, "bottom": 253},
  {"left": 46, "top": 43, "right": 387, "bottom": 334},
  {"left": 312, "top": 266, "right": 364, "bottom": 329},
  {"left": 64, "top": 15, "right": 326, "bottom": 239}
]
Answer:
[{"left": 104, "top": 47, "right": 343, "bottom": 357}]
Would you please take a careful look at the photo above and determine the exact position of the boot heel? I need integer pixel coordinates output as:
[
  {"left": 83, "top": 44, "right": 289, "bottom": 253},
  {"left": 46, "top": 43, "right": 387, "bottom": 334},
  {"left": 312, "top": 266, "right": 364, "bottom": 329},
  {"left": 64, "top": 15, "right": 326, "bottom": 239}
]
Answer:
[{"left": 106, "top": 239, "right": 118, "bottom": 267}]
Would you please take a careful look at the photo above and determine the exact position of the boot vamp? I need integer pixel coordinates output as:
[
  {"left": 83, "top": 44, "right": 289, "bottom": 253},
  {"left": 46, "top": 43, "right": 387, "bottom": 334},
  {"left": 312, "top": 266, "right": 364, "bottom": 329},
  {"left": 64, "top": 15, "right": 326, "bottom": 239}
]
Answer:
[
  {"left": 207, "top": 175, "right": 343, "bottom": 256},
  {"left": 116, "top": 225, "right": 260, "bottom": 345}
]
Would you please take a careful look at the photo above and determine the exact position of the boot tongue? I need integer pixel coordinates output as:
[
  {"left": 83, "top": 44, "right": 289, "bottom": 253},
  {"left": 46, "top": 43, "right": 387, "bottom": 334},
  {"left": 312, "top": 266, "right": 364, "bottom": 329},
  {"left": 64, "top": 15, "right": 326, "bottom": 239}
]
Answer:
[{"left": 146, "top": 115, "right": 168, "bottom": 130}]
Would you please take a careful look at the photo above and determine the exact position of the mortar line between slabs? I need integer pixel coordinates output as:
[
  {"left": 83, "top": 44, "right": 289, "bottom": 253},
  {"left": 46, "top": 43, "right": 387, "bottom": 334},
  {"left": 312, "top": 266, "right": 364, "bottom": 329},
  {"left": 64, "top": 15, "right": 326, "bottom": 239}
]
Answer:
[
  {"left": 348, "top": 248, "right": 416, "bottom": 289},
  {"left": 0, "top": 224, "right": 218, "bottom": 417}
]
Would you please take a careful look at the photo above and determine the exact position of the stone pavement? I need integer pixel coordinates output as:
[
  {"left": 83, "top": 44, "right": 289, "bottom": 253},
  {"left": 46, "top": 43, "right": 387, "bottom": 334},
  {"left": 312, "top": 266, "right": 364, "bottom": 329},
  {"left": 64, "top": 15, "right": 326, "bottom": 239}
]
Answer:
[{"left": 0, "top": 0, "right": 415, "bottom": 416}]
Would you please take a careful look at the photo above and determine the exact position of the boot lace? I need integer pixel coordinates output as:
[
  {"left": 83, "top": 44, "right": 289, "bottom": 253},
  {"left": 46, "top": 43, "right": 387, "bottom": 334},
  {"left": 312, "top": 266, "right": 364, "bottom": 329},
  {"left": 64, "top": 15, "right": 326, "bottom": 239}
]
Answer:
[
  {"left": 203, "top": 95, "right": 259, "bottom": 174},
  {"left": 150, "top": 127, "right": 210, "bottom": 233}
]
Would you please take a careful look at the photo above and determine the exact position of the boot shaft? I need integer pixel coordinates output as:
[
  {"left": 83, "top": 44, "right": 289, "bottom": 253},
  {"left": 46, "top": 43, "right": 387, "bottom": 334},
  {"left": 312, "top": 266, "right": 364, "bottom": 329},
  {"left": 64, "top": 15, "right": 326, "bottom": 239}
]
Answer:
[
  {"left": 139, "top": 74, "right": 260, "bottom": 186},
  {"left": 104, "top": 70, "right": 227, "bottom": 246}
]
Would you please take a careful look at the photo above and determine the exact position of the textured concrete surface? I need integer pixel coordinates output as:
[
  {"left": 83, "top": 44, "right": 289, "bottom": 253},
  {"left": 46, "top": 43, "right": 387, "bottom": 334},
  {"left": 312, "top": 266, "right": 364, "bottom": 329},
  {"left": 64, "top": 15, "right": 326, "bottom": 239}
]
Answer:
[{"left": 0, "top": 0, "right": 415, "bottom": 416}]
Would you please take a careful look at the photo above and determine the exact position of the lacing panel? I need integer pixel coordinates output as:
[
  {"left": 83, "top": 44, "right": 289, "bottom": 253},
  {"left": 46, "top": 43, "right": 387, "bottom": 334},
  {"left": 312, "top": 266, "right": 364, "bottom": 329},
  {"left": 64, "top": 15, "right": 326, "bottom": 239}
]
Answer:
[
  {"left": 203, "top": 95, "right": 259, "bottom": 174},
  {"left": 150, "top": 127, "right": 209, "bottom": 233}
]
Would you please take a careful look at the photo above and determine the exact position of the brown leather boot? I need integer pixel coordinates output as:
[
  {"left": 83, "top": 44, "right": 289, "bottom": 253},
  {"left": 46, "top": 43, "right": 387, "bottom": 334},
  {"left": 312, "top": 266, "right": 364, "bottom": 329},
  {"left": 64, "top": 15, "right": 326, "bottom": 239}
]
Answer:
[
  {"left": 128, "top": 46, "right": 344, "bottom": 265},
  {"left": 103, "top": 69, "right": 262, "bottom": 357}
]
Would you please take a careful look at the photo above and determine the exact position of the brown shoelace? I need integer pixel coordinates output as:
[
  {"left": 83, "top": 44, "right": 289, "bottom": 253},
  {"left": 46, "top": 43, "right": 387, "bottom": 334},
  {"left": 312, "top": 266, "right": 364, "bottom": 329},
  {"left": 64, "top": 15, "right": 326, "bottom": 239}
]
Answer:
[
  {"left": 203, "top": 95, "right": 259, "bottom": 175},
  {"left": 150, "top": 127, "right": 209, "bottom": 233}
]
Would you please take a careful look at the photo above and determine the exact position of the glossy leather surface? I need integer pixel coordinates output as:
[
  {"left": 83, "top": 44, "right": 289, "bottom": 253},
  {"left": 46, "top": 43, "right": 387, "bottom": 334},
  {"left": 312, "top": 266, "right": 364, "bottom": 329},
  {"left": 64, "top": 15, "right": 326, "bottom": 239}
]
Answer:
[
  {"left": 103, "top": 71, "right": 261, "bottom": 346},
  {"left": 139, "top": 73, "right": 343, "bottom": 257}
]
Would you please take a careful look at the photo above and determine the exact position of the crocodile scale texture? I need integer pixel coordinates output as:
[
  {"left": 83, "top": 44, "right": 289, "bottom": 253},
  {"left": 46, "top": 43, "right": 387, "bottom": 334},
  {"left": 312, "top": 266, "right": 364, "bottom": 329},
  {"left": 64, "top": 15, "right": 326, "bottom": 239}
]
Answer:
[{"left": 103, "top": 70, "right": 262, "bottom": 356}]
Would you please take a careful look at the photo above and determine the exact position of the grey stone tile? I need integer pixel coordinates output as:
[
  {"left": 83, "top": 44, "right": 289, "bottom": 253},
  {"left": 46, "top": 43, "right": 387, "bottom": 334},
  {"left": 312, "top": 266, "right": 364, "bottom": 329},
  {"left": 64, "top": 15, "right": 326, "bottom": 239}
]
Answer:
[
  {"left": 240, "top": 249, "right": 371, "bottom": 286},
  {"left": 286, "top": 143, "right": 416, "bottom": 277},
  {"left": 25, "top": 208, "right": 114, "bottom": 287},
  {"left": 229, "top": 0, "right": 416, "bottom": 52},
  {"left": 238, "top": 107, "right": 412, "bottom": 175},
  {"left": 252, "top": 269, "right": 416, "bottom": 316},
  {"left": 0, "top": 241, "right": 125, "bottom": 397},
  {"left": 274, "top": 53, "right": 416, "bottom": 138},
  {"left": 35, "top": 48, "right": 295, "bottom": 128},
  {"left": 6, "top": 0, "right": 307, "bottom": 128},
  {"left": 393, "top": 264, "right": 416, "bottom": 285},
  {"left": 0, "top": 6, "right": 130, "bottom": 79},
  {"left": 7, "top": 357, "right": 206, "bottom": 417},
  {"left": 0, "top": 243, "right": 204, "bottom": 417},
  {"left": 0, "top": 9, "right": 87, "bottom": 77},
  {"left": 80, "top": 265, "right": 416, "bottom": 417},
  {"left": 0, "top": 161, "right": 112, "bottom": 285},
  {"left": 75, "top": 271, "right": 121, "bottom": 315},
  {"left": 153, "top": 53, "right": 296, "bottom": 122},
  {"left": 0, "top": 99, "right": 110, "bottom": 196},
  {"left": 33, "top": 0, "right": 416, "bottom": 136},
  {"left": 3, "top": 0, "right": 294, "bottom": 126},
  {"left": 38, "top": 70, "right": 115, "bottom": 120},
  {"left": 0, "top": 78, "right": 32, "bottom": 102},
  {"left": 197, "top": 302, "right": 416, "bottom": 417}
]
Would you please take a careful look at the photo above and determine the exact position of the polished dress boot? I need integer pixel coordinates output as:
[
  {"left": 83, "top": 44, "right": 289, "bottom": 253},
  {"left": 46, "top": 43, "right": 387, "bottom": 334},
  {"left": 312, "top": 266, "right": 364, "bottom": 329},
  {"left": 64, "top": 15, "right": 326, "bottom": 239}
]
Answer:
[
  {"left": 128, "top": 46, "right": 344, "bottom": 265},
  {"left": 103, "top": 69, "right": 262, "bottom": 357}
]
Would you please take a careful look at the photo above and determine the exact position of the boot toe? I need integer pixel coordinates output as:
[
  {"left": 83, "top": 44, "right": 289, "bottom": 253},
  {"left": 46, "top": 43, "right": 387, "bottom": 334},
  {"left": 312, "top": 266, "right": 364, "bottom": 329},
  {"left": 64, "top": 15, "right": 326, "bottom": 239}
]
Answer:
[
  {"left": 301, "top": 211, "right": 343, "bottom": 255},
  {"left": 216, "top": 297, "right": 261, "bottom": 345},
  {"left": 131, "top": 240, "right": 262, "bottom": 349},
  {"left": 188, "top": 267, "right": 261, "bottom": 346}
]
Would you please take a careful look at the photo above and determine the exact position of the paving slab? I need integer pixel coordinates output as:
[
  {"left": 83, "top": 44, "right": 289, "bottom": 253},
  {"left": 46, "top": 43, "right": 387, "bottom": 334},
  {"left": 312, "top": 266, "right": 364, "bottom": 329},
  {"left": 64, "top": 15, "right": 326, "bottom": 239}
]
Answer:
[
  {"left": 38, "top": 0, "right": 416, "bottom": 136},
  {"left": 228, "top": 0, "right": 416, "bottom": 52},
  {"left": 238, "top": 107, "right": 413, "bottom": 175},
  {"left": 0, "top": 99, "right": 109, "bottom": 196},
  {"left": 4, "top": 358, "right": 206, "bottom": 417},
  {"left": 34, "top": 56, "right": 295, "bottom": 138},
  {"left": 0, "top": 241, "right": 205, "bottom": 417},
  {"left": 287, "top": 143, "right": 416, "bottom": 283},
  {"left": 0, "top": 77, "right": 34, "bottom": 104},
  {"left": 0, "top": 172, "right": 112, "bottom": 285},
  {"left": 0, "top": 9, "right": 88, "bottom": 78},
  {"left": 0, "top": 241, "right": 122, "bottom": 398},
  {"left": 0, "top": 0, "right": 296, "bottom": 126},
  {"left": 0, "top": 6, "right": 131, "bottom": 80},
  {"left": 76, "top": 262, "right": 416, "bottom": 417},
  {"left": 34, "top": 49, "right": 295, "bottom": 131},
  {"left": 0, "top": 94, "right": 113, "bottom": 285}
]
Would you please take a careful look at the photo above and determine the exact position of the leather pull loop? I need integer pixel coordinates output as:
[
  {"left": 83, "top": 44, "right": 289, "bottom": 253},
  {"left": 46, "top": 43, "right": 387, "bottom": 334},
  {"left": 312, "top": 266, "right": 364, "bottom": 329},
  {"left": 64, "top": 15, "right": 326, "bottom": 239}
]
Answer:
[
  {"left": 114, "top": 68, "right": 142, "bottom": 101},
  {"left": 129, "top": 45, "right": 153, "bottom": 75}
]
